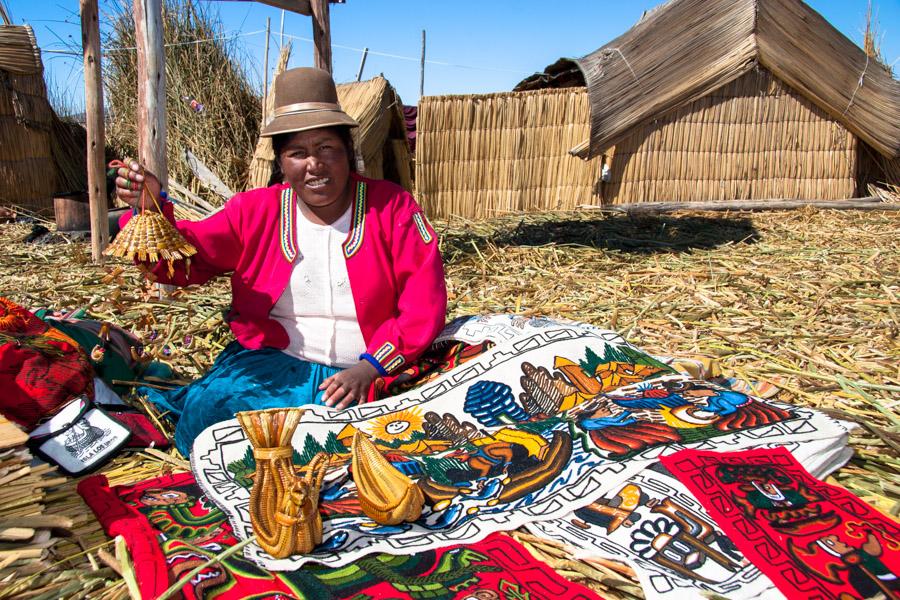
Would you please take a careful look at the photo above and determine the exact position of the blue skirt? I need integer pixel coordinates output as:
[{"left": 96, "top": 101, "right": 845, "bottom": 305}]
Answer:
[{"left": 143, "top": 341, "right": 342, "bottom": 457}]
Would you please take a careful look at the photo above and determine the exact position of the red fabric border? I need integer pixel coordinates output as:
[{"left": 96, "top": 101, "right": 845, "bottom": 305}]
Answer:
[{"left": 78, "top": 474, "right": 174, "bottom": 599}]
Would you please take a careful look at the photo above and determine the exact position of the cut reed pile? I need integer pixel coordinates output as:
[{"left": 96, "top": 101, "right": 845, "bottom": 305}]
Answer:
[
  {"left": 0, "top": 207, "right": 897, "bottom": 598},
  {"left": 104, "top": 0, "right": 260, "bottom": 206}
]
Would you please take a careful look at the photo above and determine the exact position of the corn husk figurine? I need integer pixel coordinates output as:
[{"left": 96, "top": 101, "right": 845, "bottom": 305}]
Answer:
[
  {"left": 236, "top": 408, "right": 329, "bottom": 558},
  {"left": 351, "top": 430, "right": 424, "bottom": 525},
  {"left": 104, "top": 160, "right": 196, "bottom": 278}
]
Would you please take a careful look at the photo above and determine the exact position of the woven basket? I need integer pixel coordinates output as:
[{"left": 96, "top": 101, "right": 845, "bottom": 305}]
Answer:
[{"left": 104, "top": 163, "right": 197, "bottom": 277}]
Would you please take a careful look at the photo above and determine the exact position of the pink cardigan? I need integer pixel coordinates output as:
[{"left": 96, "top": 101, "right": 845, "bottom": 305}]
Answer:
[{"left": 122, "top": 174, "right": 447, "bottom": 377}]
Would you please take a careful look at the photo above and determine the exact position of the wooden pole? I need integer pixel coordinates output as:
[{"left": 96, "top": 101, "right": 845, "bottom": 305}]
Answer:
[
  {"left": 263, "top": 17, "right": 270, "bottom": 124},
  {"left": 279, "top": 9, "right": 285, "bottom": 49},
  {"left": 419, "top": 30, "right": 425, "bottom": 100},
  {"left": 355, "top": 47, "right": 368, "bottom": 82},
  {"left": 133, "top": 0, "right": 168, "bottom": 188},
  {"left": 80, "top": 0, "right": 108, "bottom": 263},
  {"left": 310, "top": 0, "right": 332, "bottom": 73}
]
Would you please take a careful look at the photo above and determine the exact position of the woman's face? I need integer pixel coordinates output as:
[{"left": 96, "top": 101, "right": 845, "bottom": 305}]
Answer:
[{"left": 279, "top": 128, "right": 351, "bottom": 210}]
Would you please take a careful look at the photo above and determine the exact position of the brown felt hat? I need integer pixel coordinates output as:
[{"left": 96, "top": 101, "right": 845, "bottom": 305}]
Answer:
[{"left": 260, "top": 67, "right": 358, "bottom": 137}]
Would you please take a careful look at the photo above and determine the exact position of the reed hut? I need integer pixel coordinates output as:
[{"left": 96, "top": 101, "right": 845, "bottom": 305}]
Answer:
[
  {"left": 0, "top": 25, "right": 55, "bottom": 215},
  {"left": 417, "top": 88, "right": 600, "bottom": 220},
  {"left": 247, "top": 75, "right": 413, "bottom": 192},
  {"left": 515, "top": 0, "right": 900, "bottom": 206},
  {"left": 338, "top": 76, "right": 413, "bottom": 191}
]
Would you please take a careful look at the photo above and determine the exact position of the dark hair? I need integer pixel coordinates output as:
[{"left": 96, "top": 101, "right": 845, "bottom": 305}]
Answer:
[{"left": 268, "top": 126, "right": 356, "bottom": 186}]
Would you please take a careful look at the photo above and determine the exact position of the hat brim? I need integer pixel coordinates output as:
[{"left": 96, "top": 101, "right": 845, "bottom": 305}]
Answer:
[{"left": 260, "top": 109, "right": 359, "bottom": 138}]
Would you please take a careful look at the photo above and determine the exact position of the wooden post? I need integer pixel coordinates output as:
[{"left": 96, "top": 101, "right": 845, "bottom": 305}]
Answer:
[
  {"left": 356, "top": 47, "right": 368, "bottom": 82},
  {"left": 263, "top": 17, "right": 270, "bottom": 123},
  {"left": 80, "top": 0, "right": 108, "bottom": 262},
  {"left": 310, "top": 0, "right": 332, "bottom": 73},
  {"left": 419, "top": 30, "right": 426, "bottom": 100},
  {"left": 279, "top": 9, "right": 285, "bottom": 49},
  {"left": 133, "top": 0, "right": 168, "bottom": 188}
]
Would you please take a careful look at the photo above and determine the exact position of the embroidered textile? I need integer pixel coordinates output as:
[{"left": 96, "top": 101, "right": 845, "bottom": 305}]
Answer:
[
  {"left": 0, "top": 297, "right": 94, "bottom": 429},
  {"left": 529, "top": 429, "right": 854, "bottom": 600},
  {"left": 78, "top": 471, "right": 603, "bottom": 600},
  {"left": 193, "top": 316, "right": 848, "bottom": 571},
  {"left": 661, "top": 447, "right": 900, "bottom": 600}
]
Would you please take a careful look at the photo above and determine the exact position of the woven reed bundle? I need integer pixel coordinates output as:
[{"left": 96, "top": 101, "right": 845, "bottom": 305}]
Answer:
[
  {"left": 603, "top": 68, "right": 858, "bottom": 204},
  {"left": 417, "top": 88, "right": 601, "bottom": 219},
  {"left": 0, "top": 24, "right": 55, "bottom": 215},
  {"left": 337, "top": 76, "right": 411, "bottom": 189}
]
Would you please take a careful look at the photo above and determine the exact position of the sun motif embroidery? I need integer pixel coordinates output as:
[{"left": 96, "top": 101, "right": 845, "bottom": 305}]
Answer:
[{"left": 367, "top": 408, "right": 424, "bottom": 444}]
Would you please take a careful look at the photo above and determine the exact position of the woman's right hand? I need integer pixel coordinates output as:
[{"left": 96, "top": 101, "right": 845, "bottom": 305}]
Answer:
[{"left": 113, "top": 159, "right": 163, "bottom": 211}]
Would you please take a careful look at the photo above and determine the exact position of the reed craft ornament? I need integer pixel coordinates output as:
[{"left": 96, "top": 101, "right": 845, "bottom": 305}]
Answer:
[
  {"left": 104, "top": 160, "right": 197, "bottom": 278},
  {"left": 236, "top": 408, "right": 329, "bottom": 558},
  {"left": 351, "top": 430, "right": 424, "bottom": 526}
]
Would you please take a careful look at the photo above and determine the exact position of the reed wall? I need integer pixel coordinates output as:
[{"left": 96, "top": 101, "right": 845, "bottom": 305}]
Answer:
[
  {"left": 602, "top": 68, "right": 858, "bottom": 203},
  {"left": 0, "top": 25, "right": 55, "bottom": 214},
  {"left": 417, "top": 88, "right": 600, "bottom": 219}
]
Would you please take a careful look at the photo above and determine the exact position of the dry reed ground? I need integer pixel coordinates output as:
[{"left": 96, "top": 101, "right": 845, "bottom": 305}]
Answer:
[{"left": 0, "top": 207, "right": 897, "bottom": 599}]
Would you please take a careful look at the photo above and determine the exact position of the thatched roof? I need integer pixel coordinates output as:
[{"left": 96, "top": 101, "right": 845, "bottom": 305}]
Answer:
[
  {"left": 0, "top": 24, "right": 56, "bottom": 213},
  {"left": 516, "top": 0, "right": 900, "bottom": 159},
  {"left": 0, "top": 24, "right": 42, "bottom": 74},
  {"left": 337, "top": 76, "right": 412, "bottom": 190}
]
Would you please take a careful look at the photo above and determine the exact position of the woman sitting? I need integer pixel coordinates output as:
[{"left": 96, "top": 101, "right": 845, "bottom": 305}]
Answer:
[{"left": 115, "top": 68, "right": 447, "bottom": 457}]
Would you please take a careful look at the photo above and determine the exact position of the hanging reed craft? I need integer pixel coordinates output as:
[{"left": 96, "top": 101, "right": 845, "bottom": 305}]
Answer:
[{"left": 103, "top": 160, "right": 196, "bottom": 278}]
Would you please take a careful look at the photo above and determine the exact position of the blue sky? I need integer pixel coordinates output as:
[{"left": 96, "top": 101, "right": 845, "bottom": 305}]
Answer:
[{"left": 6, "top": 0, "right": 899, "bottom": 112}]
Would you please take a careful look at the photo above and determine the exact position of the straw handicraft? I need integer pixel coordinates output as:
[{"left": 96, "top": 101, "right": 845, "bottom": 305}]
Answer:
[
  {"left": 103, "top": 160, "right": 197, "bottom": 279},
  {"left": 351, "top": 430, "right": 424, "bottom": 526},
  {"left": 236, "top": 408, "right": 328, "bottom": 558}
]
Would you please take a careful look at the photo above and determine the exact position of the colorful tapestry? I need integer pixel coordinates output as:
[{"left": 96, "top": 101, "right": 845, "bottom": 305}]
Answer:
[
  {"left": 528, "top": 429, "right": 853, "bottom": 600},
  {"left": 192, "top": 315, "right": 848, "bottom": 570},
  {"left": 0, "top": 296, "right": 94, "bottom": 429},
  {"left": 661, "top": 447, "right": 900, "bottom": 600},
  {"left": 78, "top": 471, "right": 603, "bottom": 600}
]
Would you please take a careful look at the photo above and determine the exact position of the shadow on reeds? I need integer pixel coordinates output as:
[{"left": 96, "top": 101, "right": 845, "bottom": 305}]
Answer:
[{"left": 443, "top": 214, "right": 760, "bottom": 257}]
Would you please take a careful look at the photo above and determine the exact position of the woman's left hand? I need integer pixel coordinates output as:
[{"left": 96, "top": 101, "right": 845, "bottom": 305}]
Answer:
[{"left": 320, "top": 360, "right": 379, "bottom": 409}]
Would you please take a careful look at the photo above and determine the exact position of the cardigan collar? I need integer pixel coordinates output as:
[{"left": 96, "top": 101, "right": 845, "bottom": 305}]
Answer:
[{"left": 278, "top": 178, "right": 367, "bottom": 263}]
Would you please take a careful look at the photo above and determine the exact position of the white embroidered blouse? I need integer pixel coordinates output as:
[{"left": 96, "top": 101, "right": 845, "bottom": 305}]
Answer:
[{"left": 270, "top": 203, "right": 366, "bottom": 367}]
